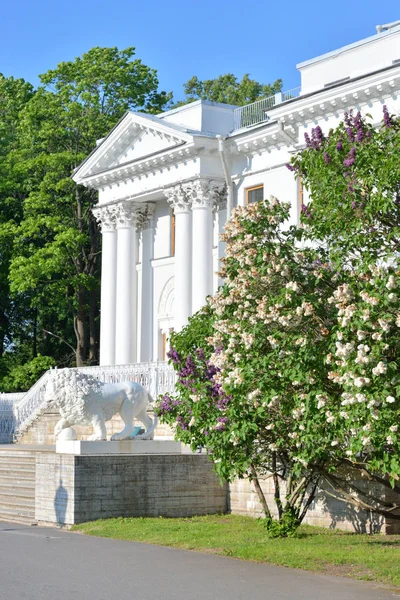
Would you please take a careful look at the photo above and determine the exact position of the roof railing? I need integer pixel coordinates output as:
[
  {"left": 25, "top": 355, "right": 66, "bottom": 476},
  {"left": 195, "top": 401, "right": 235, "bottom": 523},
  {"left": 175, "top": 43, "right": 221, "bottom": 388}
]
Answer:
[{"left": 233, "top": 86, "right": 301, "bottom": 130}]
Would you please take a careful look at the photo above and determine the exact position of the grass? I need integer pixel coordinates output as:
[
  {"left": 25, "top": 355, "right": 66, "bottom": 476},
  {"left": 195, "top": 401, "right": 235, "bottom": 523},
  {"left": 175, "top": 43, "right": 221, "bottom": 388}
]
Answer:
[{"left": 72, "top": 514, "right": 400, "bottom": 589}]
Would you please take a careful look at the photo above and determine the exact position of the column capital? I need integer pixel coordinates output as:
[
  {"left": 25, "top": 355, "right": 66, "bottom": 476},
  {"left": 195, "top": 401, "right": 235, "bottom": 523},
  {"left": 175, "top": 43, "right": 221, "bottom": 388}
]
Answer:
[
  {"left": 115, "top": 201, "right": 140, "bottom": 229},
  {"left": 188, "top": 180, "right": 213, "bottom": 209},
  {"left": 138, "top": 203, "right": 156, "bottom": 231},
  {"left": 212, "top": 183, "right": 228, "bottom": 212},
  {"left": 164, "top": 184, "right": 191, "bottom": 214},
  {"left": 92, "top": 205, "right": 117, "bottom": 232}
]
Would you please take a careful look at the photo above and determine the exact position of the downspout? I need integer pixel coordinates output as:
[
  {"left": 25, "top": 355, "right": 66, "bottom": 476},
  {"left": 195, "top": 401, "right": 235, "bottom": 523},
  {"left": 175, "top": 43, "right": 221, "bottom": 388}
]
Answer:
[{"left": 216, "top": 135, "right": 233, "bottom": 220}]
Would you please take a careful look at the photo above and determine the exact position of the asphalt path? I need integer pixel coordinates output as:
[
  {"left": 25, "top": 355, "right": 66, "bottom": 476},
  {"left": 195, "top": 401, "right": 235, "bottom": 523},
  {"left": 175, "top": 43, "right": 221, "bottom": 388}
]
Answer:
[{"left": 0, "top": 521, "right": 398, "bottom": 600}]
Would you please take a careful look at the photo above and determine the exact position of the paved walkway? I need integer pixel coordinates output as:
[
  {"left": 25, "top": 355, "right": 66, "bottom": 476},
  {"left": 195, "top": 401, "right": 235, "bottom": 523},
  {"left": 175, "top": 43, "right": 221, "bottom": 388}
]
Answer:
[{"left": 0, "top": 521, "right": 398, "bottom": 600}]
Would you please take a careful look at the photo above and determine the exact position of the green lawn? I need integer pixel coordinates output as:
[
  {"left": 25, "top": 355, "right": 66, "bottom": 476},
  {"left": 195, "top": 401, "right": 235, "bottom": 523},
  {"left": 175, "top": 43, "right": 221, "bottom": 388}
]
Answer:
[{"left": 72, "top": 514, "right": 400, "bottom": 589}]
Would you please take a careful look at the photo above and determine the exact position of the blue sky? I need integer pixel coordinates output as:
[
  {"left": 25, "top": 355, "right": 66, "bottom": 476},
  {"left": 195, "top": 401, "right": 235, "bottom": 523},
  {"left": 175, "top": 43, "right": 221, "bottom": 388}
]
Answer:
[{"left": 1, "top": 1, "right": 399, "bottom": 103}]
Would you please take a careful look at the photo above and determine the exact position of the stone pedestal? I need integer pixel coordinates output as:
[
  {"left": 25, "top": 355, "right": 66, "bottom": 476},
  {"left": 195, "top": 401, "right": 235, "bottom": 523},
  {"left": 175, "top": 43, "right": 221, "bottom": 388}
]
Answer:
[{"left": 56, "top": 439, "right": 182, "bottom": 455}]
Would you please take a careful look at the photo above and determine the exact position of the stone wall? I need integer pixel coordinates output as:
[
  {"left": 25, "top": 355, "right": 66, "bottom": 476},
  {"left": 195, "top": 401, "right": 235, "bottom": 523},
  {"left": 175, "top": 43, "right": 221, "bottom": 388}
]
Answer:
[
  {"left": 229, "top": 473, "right": 400, "bottom": 534},
  {"left": 35, "top": 452, "right": 227, "bottom": 525}
]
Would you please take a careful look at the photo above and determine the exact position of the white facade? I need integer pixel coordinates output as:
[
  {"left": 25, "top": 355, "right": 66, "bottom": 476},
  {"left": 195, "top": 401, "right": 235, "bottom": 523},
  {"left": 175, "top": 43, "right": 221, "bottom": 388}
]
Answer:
[{"left": 74, "top": 24, "right": 400, "bottom": 367}]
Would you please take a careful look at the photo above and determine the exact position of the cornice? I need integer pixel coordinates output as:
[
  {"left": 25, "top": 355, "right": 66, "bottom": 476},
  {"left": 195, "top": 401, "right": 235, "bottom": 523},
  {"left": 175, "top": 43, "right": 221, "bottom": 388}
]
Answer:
[
  {"left": 229, "top": 66, "right": 400, "bottom": 156},
  {"left": 80, "top": 144, "right": 206, "bottom": 191}
]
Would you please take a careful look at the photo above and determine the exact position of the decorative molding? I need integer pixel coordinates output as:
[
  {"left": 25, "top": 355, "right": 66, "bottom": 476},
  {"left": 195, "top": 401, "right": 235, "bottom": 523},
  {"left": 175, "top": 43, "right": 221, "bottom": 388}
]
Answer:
[
  {"left": 138, "top": 203, "right": 156, "bottom": 231},
  {"left": 92, "top": 205, "right": 117, "bottom": 232},
  {"left": 158, "top": 276, "right": 175, "bottom": 318},
  {"left": 211, "top": 183, "right": 227, "bottom": 212},
  {"left": 164, "top": 184, "right": 191, "bottom": 213},
  {"left": 188, "top": 180, "right": 214, "bottom": 209},
  {"left": 114, "top": 201, "right": 140, "bottom": 229}
]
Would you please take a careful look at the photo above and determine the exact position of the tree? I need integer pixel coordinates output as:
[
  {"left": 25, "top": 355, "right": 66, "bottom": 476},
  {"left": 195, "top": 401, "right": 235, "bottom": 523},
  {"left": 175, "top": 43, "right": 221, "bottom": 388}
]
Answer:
[
  {"left": 0, "top": 74, "right": 34, "bottom": 365},
  {"left": 6, "top": 47, "right": 172, "bottom": 368},
  {"left": 173, "top": 73, "right": 283, "bottom": 108},
  {"left": 157, "top": 109, "right": 400, "bottom": 536}
]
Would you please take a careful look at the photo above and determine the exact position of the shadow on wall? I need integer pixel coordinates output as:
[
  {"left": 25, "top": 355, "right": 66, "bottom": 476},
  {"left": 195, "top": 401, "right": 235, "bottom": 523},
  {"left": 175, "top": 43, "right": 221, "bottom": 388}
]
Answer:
[
  {"left": 311, "top": 479, "right": 385, "bottom": 534},
  {"left": 54, "top": 477, "right": 68, "bottom": 527}
]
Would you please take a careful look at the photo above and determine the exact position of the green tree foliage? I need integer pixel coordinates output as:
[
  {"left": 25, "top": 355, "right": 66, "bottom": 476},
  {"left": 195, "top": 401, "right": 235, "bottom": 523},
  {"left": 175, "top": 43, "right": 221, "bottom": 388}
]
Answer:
[
  {"left": 158, "top": 109, "right": 400, "bottom": 536},
  {"left": 0, "top": 47, "right": 172, "bottom": 388},
  {"left": 173, "top": 73, "right": 283, "bottom": 107},
  {"left": 0, "top": 75, "right": 34, "bottom": 359}
]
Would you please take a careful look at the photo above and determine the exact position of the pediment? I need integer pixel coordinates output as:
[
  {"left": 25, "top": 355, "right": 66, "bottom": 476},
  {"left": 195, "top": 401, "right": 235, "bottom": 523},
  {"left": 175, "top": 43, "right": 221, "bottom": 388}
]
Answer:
[
  {"left": 74, "top": 112, "right": 195, "bottom": 183},
  {"left": 107, "top": 128, "right": 184, "bottom": 169}
]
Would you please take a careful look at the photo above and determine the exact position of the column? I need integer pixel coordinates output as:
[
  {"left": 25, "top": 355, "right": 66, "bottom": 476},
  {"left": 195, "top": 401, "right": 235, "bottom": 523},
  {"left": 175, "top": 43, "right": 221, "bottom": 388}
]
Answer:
[
  {"left": 190, "top": 180, "right": 214, "bottom": 314},
  {"left": 92, "top": 205, "right": 117, "bottom": 366},
  {"left": 115, "top": 201, "right": 139, "bottom": 365},
  {"left": 165, "top": 186, "right": 192, "bottom": 332},
  {"left": 139, "top": 204, "right": 155, "bottom": 362}
]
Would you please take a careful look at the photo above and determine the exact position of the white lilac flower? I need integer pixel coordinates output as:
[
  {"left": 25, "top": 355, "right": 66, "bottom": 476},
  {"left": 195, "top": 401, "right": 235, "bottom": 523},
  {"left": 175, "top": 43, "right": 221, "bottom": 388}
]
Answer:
[
  {"left": 372, "top": 361, "right": 387, "bottom": 376},
  {"left": 386, "top": 275, "right": 396, "bottom": 290},
  {"left": 389, "top": 425, "right": 398, "bottom": 433},
  {"left": 331, "top": 440, "right": 339, "bottom": 446},
  {"left": 353, "top": 377, "right": 371, "bottom": 388}
]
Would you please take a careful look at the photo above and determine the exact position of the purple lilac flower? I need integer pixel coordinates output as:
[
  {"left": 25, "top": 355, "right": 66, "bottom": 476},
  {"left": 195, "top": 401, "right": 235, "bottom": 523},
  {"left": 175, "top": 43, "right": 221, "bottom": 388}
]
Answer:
[
  {"left": 355, "top": 128, "right": 364, "bottom": 143},
  {"left": 178, "top": 355, "right": 197, "bottom": 378},
  {"left": 195, "top": 347, "right": 205, "bottom": 361},
  {"left": 346, "top": 127, "right": 354, "bottom": 142},
  {"left": 383, "top": 105, "right": 393, "bottom": 128},
  {"left": 323, "top": 152, "right": 331, "bottom": 164},
  {"left": 159, "top": 395, "right": 173, "bottom": 414},
  {"left": 176, "top": 416, "right": 189, "bottom": 430},
  {"left": 336, "top": 142, "right": 343, "bottom": 151},
  {"left": 310, "top": 126, "right": 324, "bottom": 149},
  {"left": 343, "top": 147, "right": 356, "bottom": 167},
  {"left": 304, "top": 132, "right": 311, "bottom": 147},
  {"left": 167, "top": 348, "right": 181, "bottom": 364},
  {"left": 286, "top": 163, "right": 295, "bottom": 171},
  {"left": 215, "top": 416, "right": 229, "bottom": 431}
]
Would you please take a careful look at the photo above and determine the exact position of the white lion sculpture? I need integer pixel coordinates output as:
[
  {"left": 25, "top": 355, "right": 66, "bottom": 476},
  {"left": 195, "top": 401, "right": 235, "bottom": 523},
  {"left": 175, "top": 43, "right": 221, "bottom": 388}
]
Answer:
[{"left": 45, "top": 369, "right": 157, "bottom": 441}]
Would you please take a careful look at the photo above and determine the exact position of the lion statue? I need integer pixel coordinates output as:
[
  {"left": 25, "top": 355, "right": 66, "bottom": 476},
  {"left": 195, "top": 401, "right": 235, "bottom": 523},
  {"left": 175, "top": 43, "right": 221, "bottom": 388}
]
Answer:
[{"left": 45, "top": 369, "right": 157, "bottom": 441}]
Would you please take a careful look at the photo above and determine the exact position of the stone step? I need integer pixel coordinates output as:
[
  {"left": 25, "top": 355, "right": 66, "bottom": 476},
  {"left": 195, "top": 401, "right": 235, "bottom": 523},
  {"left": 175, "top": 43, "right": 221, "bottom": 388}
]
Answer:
[
  {"left": 0, "top": 484, "right": 35, "bottom": 499},
  {"left": 0, "top": 466, "right": 35, "bottom": 478},
  {"left": 0, "top": 495, "right": 34, "bottom": 509},
  {"left": 0, "top": 506, "right": 36, "bottom": 525},
  {"left": 0, "top": 458, "right": 35, "bottom": 468}
]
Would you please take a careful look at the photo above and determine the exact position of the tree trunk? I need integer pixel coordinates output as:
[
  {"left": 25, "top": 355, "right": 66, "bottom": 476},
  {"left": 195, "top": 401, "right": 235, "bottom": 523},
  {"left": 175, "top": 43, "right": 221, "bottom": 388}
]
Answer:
[
  {"left": 88, "top": 288, "right": 98, "bottom": 364},
  {"left": 250, "top": 464, "right": 272, "bottom": 519},
  {"left": 74, "top": 286, "right": 87, "bottom": 367},
  {"left": 33, "top": 307, "right": 38, "bottom": 358}
]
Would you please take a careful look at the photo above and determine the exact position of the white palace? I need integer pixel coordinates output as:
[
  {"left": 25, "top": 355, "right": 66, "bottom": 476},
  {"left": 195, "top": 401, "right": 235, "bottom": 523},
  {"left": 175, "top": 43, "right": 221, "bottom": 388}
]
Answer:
[{"left": 74, "top": 22, "right": 400, "bottom": 368}]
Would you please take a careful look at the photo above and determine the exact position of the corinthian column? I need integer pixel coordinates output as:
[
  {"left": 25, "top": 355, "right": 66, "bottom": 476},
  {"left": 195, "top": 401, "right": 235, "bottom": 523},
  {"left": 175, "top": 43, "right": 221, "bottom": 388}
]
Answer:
[
  {"left": 139, "top": 203, "right": 155, "bottom": 362},
  {"left": 189, "top": 180, "right": 215, "bottom": 313},
  {"left": 92, "top": 205, "right": 117, "bottom": 366},
  {"left": 165, "top": 185, "right": 192, "bottom": 332},
  {"left": 115, "top": 201, "right": 139, "bottom": 365}
]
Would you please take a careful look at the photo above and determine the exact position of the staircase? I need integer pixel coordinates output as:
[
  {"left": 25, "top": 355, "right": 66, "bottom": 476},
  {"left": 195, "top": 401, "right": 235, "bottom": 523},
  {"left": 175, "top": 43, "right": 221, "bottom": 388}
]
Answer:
[{"left": 0, "top": 447, "right": 37, "bottom": 524}]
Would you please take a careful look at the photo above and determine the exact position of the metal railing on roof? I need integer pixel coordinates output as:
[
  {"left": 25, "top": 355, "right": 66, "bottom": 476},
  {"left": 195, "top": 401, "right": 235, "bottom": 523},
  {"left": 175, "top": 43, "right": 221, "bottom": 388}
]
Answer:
[{"left": 233, "top": 86, "right": 301, "bottom": 130}]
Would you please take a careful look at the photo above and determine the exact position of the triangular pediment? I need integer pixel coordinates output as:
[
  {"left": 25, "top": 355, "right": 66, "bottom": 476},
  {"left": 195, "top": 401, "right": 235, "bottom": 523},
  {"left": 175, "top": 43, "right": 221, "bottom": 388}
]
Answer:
[
  {"left": 73, "top": 112, "right": 196, "bottom": 182},
  {"left": 107, "top": 127, "right": 184, "bottom": 169}
]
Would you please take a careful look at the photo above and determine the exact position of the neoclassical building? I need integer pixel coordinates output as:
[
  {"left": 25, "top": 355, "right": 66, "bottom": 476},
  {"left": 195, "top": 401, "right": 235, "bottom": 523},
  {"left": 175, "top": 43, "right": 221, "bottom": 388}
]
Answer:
[{"left": 73, "top": 22, "right": 400, "bottom": 367}]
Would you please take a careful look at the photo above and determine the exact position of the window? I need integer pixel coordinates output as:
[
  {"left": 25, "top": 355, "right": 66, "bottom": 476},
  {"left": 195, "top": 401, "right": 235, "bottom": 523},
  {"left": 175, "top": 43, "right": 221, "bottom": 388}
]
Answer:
[
  {"left": 162, "top": 328, "right": 174, "bottom": 360},
  {"left": 246, "top": 185, "right": 264, "bottom": 204},
  {"left": 171, "top": 212, "right": 175, "bottom": 256}
]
